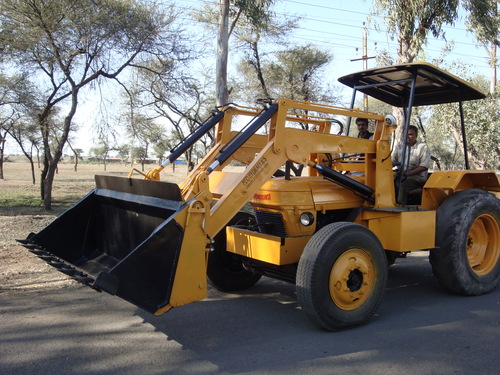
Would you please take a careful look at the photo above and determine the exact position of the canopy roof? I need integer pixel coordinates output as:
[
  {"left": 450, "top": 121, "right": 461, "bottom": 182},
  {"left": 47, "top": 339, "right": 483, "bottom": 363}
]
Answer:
[{"left": 338, "top": 62, "right": 486, "bottom": 107}]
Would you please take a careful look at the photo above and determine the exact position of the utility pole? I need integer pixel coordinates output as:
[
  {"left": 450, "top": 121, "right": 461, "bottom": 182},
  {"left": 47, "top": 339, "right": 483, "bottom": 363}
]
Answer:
[
  {"left": 362, "top": 25, "right": 368, "bottom": 110},
  {"left": 351, "top": 22, "right": 376, "bottom": 111}
]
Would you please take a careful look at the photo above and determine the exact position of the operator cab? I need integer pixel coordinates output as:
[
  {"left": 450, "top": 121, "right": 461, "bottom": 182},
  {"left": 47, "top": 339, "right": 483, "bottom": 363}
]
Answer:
[{"left": 338, "top": 62, "right": 486, "bottom": 204}]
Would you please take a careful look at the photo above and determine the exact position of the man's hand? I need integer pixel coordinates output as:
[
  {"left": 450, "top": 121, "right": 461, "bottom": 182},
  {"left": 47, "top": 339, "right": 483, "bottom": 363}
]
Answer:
[{"left": 407, "top": 166, "right": 428, "bottom": 176}]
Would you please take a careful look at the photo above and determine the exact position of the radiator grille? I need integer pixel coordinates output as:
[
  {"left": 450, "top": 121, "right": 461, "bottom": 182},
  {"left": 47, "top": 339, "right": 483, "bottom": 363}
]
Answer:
[{"left": 254, "top": 210, "right": 287, "bottom": 237}]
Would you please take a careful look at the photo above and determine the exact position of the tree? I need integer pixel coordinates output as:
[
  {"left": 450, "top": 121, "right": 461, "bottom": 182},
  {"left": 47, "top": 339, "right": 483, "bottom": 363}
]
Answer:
[
  {"left": 464, "top": 0, "right": 500, "bottom": 93},
  {"left": 203, "top": 0, "right": 276, "bottom": 106},
  {"left": 122, "top": 58, "right": 218, "bottom": 168},
  {"left": 125, "top": 112, "right": 165, "bottom": 171},
  {"left": 266, "top": 45, "right": 333, "bottom": 103},
  {"left": 155, "top": 83, "right": 217, "bottom": 165},
  {"left": 372, "top": 0, "right": 500, "bottom": 143},
  {"left": 0, "top": 0, "right": 186, "bottom": 210},
  {"left": 89, "top": 143, "right": 110, "bottom": 170},
  {"left": 0, "top": 73, "right": 30, "bottom": 179},
  {"left": 0, "top": 115, "right": 14, "bottom": 179},
  {"left": 373, "top": 0, "right": 459, "bottom": 64},
  {"left": 116, "top": 144, "right": 131, "bottom": 162},
  {"left": 237, "top": 44, "right": 334, "bottom": 116},
  {"left": 0, "top": 71, "right": 43, "bottom": 178},
  {"left": 234, "top": 10, "right": 298, "bottom": 101},
  {"left": 427, "top": 98, "right": 500, "bottom": 170},
  {"left": 372, "top": 0, "right": 460, "bottom": 143},
  {"left": 5, "top": 117, "right": 41, "bottom": 184},
  {"left": 237, "top": 43, "right": 333, "bottom": 177},
  {"left": 216, "top": 0, "right": 230, "bottom": 106},
  {"left": 66, "top": 140, "right": 83, "bottom": 172},
  {"left": 131, "top": 146, "right": 147, "bottom": 167},
  {"left": 153, "top": 137, "right": 172, "bottom": 162},
  {"left": 425, "top": 65, "right": 499, "bottom": 170}
]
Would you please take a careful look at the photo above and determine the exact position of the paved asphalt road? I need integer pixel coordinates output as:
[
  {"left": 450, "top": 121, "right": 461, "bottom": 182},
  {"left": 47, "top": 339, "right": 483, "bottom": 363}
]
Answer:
[{"left": 1, "top": 252, "right": 499, "bottom": 375}]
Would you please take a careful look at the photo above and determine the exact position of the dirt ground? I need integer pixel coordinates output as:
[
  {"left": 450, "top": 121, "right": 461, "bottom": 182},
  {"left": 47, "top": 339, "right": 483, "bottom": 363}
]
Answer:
[
  {"left": 0, "top": 215, "right": 76, "bottom": 294},
  {"left": 0, "top": 158, "right": 190, "bottom": 296}
]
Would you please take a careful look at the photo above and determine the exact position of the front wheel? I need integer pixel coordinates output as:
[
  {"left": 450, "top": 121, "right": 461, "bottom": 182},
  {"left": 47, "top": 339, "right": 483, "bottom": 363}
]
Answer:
[
  {"left": 296, "top": 222, "right": 388, "bottom": 331},
  {"left": 207, "top": 212, "right": 261, "bottom": 292},
  {"left": 430, "top": 189, "right": 500, "bottom": 295}
]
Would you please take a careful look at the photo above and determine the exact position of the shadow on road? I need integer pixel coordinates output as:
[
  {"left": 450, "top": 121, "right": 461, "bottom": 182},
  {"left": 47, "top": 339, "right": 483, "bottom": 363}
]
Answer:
[
  {"left": 136, "top": 253, "right": 499, "bottom": 374},
  {"left": 1, "top": 253, "right": 498, "bottom": 375}
]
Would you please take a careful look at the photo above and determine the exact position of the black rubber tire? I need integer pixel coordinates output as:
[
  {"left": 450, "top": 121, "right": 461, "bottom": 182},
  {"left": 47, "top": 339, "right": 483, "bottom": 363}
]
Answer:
[
  {"left": 430, "top": 189, "right": 500, "bottom": 295},
  {"left": 296, "top": 222, "right": 388, "bottom": 331},
  {"left": 207, "top": 212, "right": 261, "bottom": 292}
]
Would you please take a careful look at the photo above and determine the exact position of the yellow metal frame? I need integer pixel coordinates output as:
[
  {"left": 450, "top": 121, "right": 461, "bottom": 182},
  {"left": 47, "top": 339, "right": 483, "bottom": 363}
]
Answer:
[
  {"left": 357, "top": 209, "right": 436, "bottom": 252},
  {"left": 421, "top": 171, "right": 500, "bottom": 209},
  {"left": 226, "top": 227, "right": 310, "bottom": 265}
]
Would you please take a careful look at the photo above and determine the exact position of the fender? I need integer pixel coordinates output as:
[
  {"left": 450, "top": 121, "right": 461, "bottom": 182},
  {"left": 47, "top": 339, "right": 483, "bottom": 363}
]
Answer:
[{"left": 421, "top": 170, "right": 500, "bottom": 209}]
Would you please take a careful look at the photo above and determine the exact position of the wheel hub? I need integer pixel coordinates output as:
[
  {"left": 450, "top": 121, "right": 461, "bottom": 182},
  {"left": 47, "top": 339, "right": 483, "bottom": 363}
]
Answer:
[
  {"left": 467, "top": 214, "right": 500, "bottom": 276},
  {"left": 329, "top": 249, "right": 375, "bottom": 310}
]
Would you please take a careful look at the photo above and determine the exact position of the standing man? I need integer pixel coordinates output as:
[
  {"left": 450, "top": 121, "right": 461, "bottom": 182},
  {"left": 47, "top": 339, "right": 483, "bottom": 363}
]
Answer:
[
  {"left": 356, "top": 118, "right": 373, "bottom": 139},
  {"left": 393, "top": 125, "right": 431, "bottom": 204}
]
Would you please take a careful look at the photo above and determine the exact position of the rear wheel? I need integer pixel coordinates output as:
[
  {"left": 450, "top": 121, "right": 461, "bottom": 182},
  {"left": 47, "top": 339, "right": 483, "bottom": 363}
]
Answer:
[
  {"left": 207, "top": 212, "right": 261, "bottom": 292},
  {"left": 430, "top": 189, "right": 500, "bottom": 295},
  {"left": 297, "top": 222, "right": 388, "bottom": 331}
]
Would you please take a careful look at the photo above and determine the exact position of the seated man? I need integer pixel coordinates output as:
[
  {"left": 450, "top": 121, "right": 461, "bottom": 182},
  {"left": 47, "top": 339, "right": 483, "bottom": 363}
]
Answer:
[
  {"left": 356, "top": 118, "right": 373, "bottom": 139},
  {"left": 393, "top": 125, "right": 431, "bottom": 204}
]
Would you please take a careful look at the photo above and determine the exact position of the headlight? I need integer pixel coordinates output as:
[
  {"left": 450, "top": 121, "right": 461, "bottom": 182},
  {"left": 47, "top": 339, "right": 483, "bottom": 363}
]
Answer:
[
  {"left": 300, "top": 212, "right": 314, "bottom": 226},
  {"left": 385, "top": 114, "right": 397, "bottom": 126}
]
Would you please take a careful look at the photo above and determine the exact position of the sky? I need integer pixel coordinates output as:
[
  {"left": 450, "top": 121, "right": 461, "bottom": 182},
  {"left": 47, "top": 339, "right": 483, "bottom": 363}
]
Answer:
[
  {"left": 273, "top": 0, "right": 491, "bottom": 77},
  {"left": 4, "top": 0, "right": 493, "bottom": 156}
]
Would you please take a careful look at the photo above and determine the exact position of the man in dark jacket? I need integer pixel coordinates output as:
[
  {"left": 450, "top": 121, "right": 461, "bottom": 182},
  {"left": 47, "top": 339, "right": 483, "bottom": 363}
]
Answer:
[{"left": 356, "top": 118, "right": 373, "bottom": 139}]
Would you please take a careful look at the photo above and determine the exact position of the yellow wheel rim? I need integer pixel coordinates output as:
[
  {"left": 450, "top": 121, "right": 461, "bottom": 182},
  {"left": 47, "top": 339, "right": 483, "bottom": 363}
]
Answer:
[
  {"left": 329, "top": 249, "right": 375, "bottom": 311},
  {"left": 467, "top": 214, "right": 500, "bottom": 276}
]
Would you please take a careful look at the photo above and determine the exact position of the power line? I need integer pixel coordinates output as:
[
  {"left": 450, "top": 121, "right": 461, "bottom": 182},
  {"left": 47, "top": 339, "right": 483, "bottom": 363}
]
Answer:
[{"left": 175, "top": 1, "right": 493, "bottom": 71}]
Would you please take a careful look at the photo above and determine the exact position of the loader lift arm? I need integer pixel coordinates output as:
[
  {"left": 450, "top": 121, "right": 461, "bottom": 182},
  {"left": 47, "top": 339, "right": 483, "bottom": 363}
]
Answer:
[{"left": 128, "top": 109, "right": 225, "bottom": 180}]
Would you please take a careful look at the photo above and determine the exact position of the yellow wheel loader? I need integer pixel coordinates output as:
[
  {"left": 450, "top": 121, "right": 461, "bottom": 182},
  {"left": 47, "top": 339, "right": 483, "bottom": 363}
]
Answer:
[{"left": 20, "top": 63, "right": 500, "bottom": 331}]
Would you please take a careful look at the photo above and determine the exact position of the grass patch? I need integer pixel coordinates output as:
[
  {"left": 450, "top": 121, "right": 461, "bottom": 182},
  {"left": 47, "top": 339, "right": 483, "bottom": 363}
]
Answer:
[{"left": 0, "top": 158, "right": 189, "bottom": 216}]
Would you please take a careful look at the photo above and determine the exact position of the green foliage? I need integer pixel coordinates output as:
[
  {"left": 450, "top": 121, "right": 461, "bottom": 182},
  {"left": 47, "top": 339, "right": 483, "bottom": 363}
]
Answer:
[
  {"left": 195, "top": 0, "right": 276, "bottom": 34},
  {"left": 372, "top": 0, "right": 459, "bottom": 62},
  {"left": 0, "top": 0, "right": 175, "bottom": 82},
  {"left": 266, "top": 45, "right": 332, "bottom": 100},
  {"left": 131, "top": 146, "right": 147, "bottom": 160},
  {"left": 120, "top": 56, "right": 217, "bottom": 163},
  {"left": 464, "top": 0, "right": 500, "bottom": 46},
  {"left": 89, "top": 145, "right": 109, "bottom": 159},
  {"left": 425, "top": 65, "right": 499, "bottom": 170},
  {"left": 115, "top": 144, "right": 131, "bottom": 160},
  {"left": 153, "top": 139, "right": 171, "bottom": 160},
  {"left": 232, "top": 0, "right": 276, "bottom": 31},
  {"left": 374, "top": 0, "right": 459, "bottom": 37},
  {"left": 237, "top": 44, "right": 333, "bottom": 103},
  {"left": 0, "top": 0, "right": 185, "bottom": 208}
]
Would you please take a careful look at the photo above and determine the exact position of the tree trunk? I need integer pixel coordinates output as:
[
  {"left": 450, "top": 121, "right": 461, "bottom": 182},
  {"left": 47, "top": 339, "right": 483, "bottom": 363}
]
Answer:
[
  {"left": 66, "top": 140, "right": 79, "bottom": 172},
  {"left": 449, "top": 122, "right": 483, "bottom": 170},
  {"left": 42, "top": 159, "right": 59, "bottom": 210},
  {"left": 250, "top": 40, "right": 270, "bottom": 98},
  {"left": 393, "top": 37, "right": 418, "bottom": 146},
  {"left": 0, "top": 128, "right": 7, "bottom": 179},
  {"left": 40, "top": 90, "right": 79, "bottom": 210},
  {"left": 29, "top": 156, "right": 36, "bottom": 185},
  {"left": 216, "top": 0, "right": 229, "bottom": 106},
  {"left": 490, "top": 43, "right": 497, "bottom": 94},
  {"left": 40, "top": 151, "right": 50, "bottom": 201}
]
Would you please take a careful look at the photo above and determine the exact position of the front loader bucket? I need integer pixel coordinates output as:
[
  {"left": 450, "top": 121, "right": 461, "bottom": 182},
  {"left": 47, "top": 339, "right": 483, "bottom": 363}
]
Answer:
[{"left": 19, "top": 175, "right": 186, "bottom": 314}]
